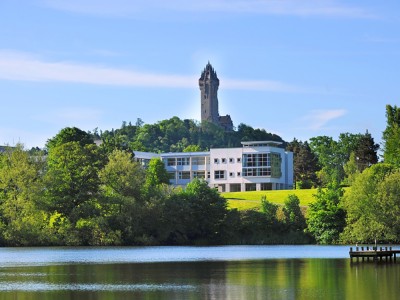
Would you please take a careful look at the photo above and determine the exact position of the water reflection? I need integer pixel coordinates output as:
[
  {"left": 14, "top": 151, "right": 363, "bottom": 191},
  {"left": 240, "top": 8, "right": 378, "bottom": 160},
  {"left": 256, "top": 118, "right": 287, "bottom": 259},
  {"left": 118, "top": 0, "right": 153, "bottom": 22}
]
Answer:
[{"left": 0, "top": 248, "right": 400, "bottom": 299}]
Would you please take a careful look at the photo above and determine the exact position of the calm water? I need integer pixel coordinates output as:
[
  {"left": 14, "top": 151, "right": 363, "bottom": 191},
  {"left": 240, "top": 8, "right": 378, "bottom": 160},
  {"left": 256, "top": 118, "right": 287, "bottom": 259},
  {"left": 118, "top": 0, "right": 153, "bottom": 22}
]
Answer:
[{"left": 0, "top": 246, "right": 399, "bottom": 299}]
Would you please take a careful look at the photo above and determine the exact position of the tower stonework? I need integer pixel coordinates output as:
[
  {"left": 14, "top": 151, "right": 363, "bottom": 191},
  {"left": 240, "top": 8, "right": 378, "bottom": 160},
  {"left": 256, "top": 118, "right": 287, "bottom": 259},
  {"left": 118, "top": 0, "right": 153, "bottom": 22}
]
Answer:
[
  {"left": 199, "top": 62, "right": 220, "bottom": 124},
  {"left": 199, "top": 62, "right": 233, "bottom": 131}
]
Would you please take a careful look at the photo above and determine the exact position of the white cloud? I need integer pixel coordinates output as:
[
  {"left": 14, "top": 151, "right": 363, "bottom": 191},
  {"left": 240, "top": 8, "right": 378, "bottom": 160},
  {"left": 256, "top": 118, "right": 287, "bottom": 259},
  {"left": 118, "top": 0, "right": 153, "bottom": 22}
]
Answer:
[
  {"left": 302, "top": 109, "right": 347, "bottom": 130},
  {"left": 39, "top": 0, "right": 375, "bottom": 19},
  {"left": 0, "top": 51, "right": 195, "bottom": 88},
  {"left": 0, "top": 50, "right": 301, "bottom": 92}
]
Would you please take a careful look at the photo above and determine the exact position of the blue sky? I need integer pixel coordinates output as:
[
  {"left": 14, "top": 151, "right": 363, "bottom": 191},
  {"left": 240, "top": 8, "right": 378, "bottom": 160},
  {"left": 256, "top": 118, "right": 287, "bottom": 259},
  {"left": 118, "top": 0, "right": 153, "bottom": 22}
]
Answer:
[{"left": 1, "top": 0, "right": 399, "bottom": 149}]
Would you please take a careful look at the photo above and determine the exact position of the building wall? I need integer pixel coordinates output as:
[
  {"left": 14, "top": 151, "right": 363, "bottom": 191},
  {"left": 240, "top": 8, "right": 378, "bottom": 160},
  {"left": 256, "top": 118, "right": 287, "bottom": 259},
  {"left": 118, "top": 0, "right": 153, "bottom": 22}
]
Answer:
[
  {"left": 209, "top": 143, "right": 293, "bottom": 192},
  {"left": 161, "top": 152, "right": 210, "bottom": 187},
  {"left": 134, "top": 141, "right": 293, "bottom": 192}
]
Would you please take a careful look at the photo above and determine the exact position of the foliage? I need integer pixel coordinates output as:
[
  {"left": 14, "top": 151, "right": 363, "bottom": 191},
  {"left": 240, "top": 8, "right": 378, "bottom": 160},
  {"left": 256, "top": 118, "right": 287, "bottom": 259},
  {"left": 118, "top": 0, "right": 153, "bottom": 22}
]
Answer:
[
  {"left": 283, "top": 194, "right": 306, "bottom": 232},
  {"left": 310, "top": 132, "right": 379, "bottom": 186},
  {"left": 145, "top": 158, "right": 170, "bottom": 188},
  {"left": 100, "top": 117, "right": 284, "bottom": 153},
  {"left": 306, "top": 183, "right": 346, "bottom": 244},
  {"left": 261, "top": 195, "right": 278, "bottom": 224},
  {"left": 99, "top": 149, "right": 145, "bottom": 244},
  {"left": 286, "top": 139, "right": 319, "bottom": 188},
  {"left": 309, "top": 136, "right": 342, "bottom": 185},
  {"left": 45, "top": 142, "right": 103, "bottom": 223},
  {"left": 343, "top": 152, "right": 360, "bottom": 186},
  {"left": 160, "top": 179, "right": 228, "bottom": 245},
  {"left": 46, "top": 127, "right": 94, "bottom": 149},
  {"left": 382, "top": 105, "right": 400, "bottom": 167},
  {"left": 341, "top": 163, "right": 397, "bottom": 243},
  {"left": 237, "top": 210, "right": 282, "bottom": 244},
  {"left": 353, "top": 130, "right": 379, "bottom": 172},
  {"left": 100, "top": 149, "right": 145, "bottom": 202},
  {"left": 0, "top": 145, "right": 51, "bottom": 246},
  {"left": 0, "top": 102, "right": 390, "bottom": 246}
]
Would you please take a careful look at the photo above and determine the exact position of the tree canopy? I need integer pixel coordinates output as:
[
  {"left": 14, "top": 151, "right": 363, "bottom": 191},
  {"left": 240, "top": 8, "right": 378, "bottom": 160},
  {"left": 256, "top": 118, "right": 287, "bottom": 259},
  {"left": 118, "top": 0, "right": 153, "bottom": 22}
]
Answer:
[{"left": 383, "top": 105, "right": 400, "bottom": 167}]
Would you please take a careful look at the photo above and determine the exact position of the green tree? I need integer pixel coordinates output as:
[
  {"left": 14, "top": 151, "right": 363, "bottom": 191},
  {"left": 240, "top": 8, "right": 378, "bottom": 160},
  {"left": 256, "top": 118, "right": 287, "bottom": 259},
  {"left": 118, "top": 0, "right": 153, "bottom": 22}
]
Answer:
[
  {"left": 283, "top": 194, "right": 306, "bottom": 232},
  {"left": 161, "top": 179, "right": 228, "bottom": 244},
  {"left": 145, "top": 158, "right": 170, "bottom": 188},
  {"left": 309, "top": 136, "right": 342, "bottom": 185},
  {"left": 100, "top": 149, "right": 144, "bottom": 203},
  {"left": 46, "top": 127, "right": 94, "bottom": 149},
  {"left": 261, "top": 195, "right": 278, "bottom": 224},
  {"left": 307, "top": 183, "right": 346, "bottom": 244},
  {"left": 354, "top": 130, "right": 379, "bottom": 172},
  {"left": 0, "top": 145, "right": 51, "bottom": 246},
  {"left": 45, "top": 142, "right": 102, "bottom": 224},
  {"left": 287, "top": 139, "right": 319, "bottom": 188},
  {"left": 343, "top": 152, "right": 360, "bottom": 186},
  {"left": 183, "top": 144, "right": 202, "bottom": 152},
  {"left": 309, "top": 133, "right": 377, "bottom": 186},
  {"left": 376, "top": 171, "right": 400, "bottom": 241},
  {"left": 341, "top": 163, "right": 395, "bottom": 243},
  {"left": 382, "top": 105, "right": 400, "bottom": 167}
]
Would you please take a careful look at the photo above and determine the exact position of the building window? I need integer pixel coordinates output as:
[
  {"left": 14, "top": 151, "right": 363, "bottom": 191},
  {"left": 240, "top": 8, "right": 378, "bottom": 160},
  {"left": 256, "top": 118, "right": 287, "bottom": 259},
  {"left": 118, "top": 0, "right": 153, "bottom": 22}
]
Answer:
[
  {"left": 242, "top": 152, "right": 281, "bottom": 178},
  {"left": 245, "top": 183, "right": 257, "bottom": 191},
  {"left": 167, "top": 158, "right": 176, "bottom": 166},
  {"left": 222, "top": 158, "right": 226, "bottom": 163},
  {"left": 207, "top": 172, "right": 211, "bottom": 179},
  {"left": 192, "top": 157, "right": 206, "bottom": 165},
  {"left": 178, "top": 171, "right": 190, "bottom": 179},
  {"left": 177, "top": 157, "right": 190, "bottom": 165},
  {"left": 214, "top": 158, "right": 219, "bottom": 164},
  {"left": 229, "top": 172, "right": 234, "bottom": 177},
  {"left": 230, "top": 184, "right": 241, "bottom": 192},
  {"left": 261, "top": 183, "right": 273, "bottom": 190},
  {"left": 229, "top": 158, "right": 234, "bottom": 163},
  {"left": 214, "top": 170, "right": 225, "bottom": 179},
  {"left": 237, "top": 158, "right": 241, "bottom": 163},
  {"left": 237, "top": 172, "right": 241, "bottom": 177},
  {"left": 193, "top": 171, "right": 205, "bottom": 179},
  {"left": 168, "top": 172, "right": 176, "bottom": 180}
]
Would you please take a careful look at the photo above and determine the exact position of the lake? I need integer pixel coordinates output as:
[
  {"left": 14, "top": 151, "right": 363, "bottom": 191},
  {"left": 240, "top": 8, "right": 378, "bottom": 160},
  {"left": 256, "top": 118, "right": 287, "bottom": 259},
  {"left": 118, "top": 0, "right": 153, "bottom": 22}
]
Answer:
[{"left": 0, "top": 245, "right": 399, "bottom": 299}]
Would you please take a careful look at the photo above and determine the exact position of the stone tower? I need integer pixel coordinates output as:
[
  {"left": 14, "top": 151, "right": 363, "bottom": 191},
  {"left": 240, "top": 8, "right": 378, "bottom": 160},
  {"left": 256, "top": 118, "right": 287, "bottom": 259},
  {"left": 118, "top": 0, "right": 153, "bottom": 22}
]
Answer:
[
  {"left": 199, "top": 62, "right": 220, "bottom": 124},
  {"left": 199, "top": 62, "right": 233, "bottom": 130}
]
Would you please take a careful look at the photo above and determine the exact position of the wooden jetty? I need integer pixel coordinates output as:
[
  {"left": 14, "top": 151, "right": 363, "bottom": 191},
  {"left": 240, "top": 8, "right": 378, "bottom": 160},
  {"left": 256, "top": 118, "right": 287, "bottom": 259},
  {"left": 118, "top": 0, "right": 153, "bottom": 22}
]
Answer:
[{"left": 349, "top": 246, "right": 400, "bottom": 262}]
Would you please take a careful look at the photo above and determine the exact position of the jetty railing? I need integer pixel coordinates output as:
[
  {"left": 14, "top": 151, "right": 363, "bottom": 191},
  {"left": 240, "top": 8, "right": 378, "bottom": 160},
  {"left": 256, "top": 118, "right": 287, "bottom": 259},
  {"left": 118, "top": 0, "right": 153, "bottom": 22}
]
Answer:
[{"left": 349, "top": 246, "right": 400, "bottom": 262}]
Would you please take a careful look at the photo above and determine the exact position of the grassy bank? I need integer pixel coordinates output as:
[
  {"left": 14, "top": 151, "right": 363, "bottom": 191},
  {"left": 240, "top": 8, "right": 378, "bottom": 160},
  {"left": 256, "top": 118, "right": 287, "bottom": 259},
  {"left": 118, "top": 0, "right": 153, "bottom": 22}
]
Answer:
[{"left": 223, "top": 189, "right": 318, "bottom": 211}]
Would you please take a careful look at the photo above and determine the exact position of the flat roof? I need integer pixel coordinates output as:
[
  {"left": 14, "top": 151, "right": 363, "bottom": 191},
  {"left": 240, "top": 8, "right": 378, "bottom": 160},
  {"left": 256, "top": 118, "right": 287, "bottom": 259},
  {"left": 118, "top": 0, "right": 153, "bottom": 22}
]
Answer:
[
  {"left": 241, "top": 141, "right": 283, "bottom": 147},
  {"left": 160, "top": 152, "right": 210, "bottom": 157}
]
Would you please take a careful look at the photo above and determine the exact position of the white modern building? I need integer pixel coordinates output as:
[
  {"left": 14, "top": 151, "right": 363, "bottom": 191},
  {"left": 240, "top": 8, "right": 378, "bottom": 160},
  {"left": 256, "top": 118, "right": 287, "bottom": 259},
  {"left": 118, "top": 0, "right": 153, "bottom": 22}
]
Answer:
[{"left": 134, "top": 141, "right": 293, "bottom": 192}]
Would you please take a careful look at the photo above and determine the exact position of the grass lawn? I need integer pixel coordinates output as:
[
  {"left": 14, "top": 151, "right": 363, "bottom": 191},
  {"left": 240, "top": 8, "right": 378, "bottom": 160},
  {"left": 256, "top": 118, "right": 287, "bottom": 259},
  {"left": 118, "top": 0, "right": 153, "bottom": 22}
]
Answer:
[{"left": 223, "top": 189, "right": 318, "bottom": 211}]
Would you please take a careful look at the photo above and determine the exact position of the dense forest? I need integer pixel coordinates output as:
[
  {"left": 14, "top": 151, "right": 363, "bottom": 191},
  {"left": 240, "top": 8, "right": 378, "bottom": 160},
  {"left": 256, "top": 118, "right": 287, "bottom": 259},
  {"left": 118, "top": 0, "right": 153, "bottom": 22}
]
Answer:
[
  {"left": 0, "top": 104, "right": 399, "bottom": 246},
  {"left": 96, "top": 117, "right": 284, "bottom": 153}
]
